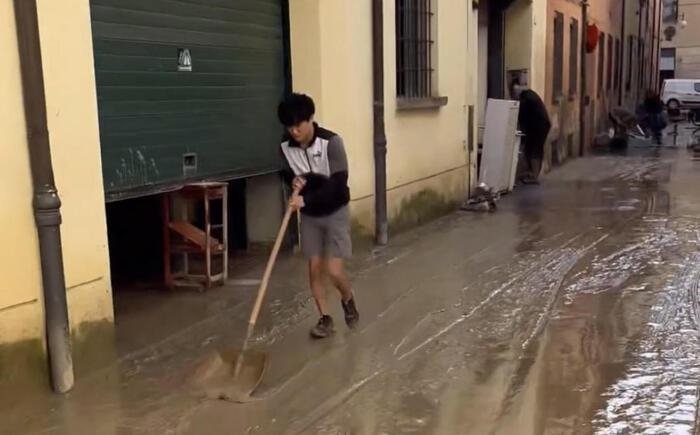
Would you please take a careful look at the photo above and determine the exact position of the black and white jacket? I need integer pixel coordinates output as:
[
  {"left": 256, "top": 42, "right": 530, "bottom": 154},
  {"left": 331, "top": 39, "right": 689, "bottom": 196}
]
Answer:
[{"left": 280, "top": 124, "right": 350, "bottom": 217}]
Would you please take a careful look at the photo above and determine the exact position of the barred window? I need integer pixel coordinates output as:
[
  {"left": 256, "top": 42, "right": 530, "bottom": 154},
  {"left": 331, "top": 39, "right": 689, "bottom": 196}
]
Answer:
[
  {"left": 615, "top": 38, "right": 621, "bottom": 91},
  {"left": 569, "top": 18, "right": 579, "bottom": 98},
  {"left": 598, "top": 33, "right": 605, "bottom": 96},
  {"left": 396, "top": 0, "right": 434, "bottom": 99},
  {"left": 626, "top": 35, "right": 634, "bottom": 91},
  {"left": 552, "top": 12, "right": 564, "bottom": 103},
  {"left": 639, "top": 39, "right": 646, "bottom": 90},
  {"left": 607, "top": 35, "right": 613, "bottom": 91},
  {"left": 663, "top": 0, "right": 678, "bottom": 23}
]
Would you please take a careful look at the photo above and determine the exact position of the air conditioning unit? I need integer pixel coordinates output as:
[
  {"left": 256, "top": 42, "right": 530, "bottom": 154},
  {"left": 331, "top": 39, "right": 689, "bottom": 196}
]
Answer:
[{"left": 664, "top": 25, "right": 677, "bottom": 41}]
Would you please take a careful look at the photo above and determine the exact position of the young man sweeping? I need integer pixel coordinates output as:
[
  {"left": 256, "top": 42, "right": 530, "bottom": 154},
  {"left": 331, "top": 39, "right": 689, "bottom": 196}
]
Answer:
[{"left": 277, "top": 93, "right": 360, "bottom": 339}]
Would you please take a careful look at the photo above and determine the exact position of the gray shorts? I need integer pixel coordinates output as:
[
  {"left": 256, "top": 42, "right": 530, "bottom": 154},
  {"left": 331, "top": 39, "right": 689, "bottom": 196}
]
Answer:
[{"left": 300, "top": 206, "right": 352, "bottom": 259}]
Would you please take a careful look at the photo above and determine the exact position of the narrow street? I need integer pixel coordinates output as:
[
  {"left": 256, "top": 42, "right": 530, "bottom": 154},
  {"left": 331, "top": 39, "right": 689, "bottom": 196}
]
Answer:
[{"left": 5, "top": 142, "right": 700, "bottom": 434}]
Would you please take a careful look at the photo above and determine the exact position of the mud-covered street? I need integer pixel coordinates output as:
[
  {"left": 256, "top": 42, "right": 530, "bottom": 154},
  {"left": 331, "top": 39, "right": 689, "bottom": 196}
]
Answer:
[{"left": 5, "top": 144, "right": 700, "bottom": 434}]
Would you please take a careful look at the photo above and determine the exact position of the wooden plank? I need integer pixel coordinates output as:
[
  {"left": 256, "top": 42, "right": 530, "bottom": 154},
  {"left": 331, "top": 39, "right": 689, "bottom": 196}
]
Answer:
[{"left": 169, "top": 221, "right": 221, "bottom": 249}]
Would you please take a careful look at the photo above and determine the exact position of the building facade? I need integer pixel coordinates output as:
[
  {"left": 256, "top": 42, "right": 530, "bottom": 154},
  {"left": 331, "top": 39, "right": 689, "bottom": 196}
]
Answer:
[
  {"left": 2, "top": 0, "right": 480, "bottom": 392},
  {"left": 661, "top": 0, "right": 700, "bottom": 80},
  {"left": 1, "top": 0, "right": 114, "bottom": 395},
  {"left": 0, "top": 0, "right": 665, "bottom": 394},
  {"left": 543, "top": 0, "right": 662, "bottom": 161},
  {"left": 290, "top": 0, "right": 478, "bottom": 235}
]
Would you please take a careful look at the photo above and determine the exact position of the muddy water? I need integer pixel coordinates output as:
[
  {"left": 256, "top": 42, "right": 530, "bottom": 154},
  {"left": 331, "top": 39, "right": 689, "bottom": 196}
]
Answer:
[{"left": 4, "top": 147, "right": 700, "bottom": 435}]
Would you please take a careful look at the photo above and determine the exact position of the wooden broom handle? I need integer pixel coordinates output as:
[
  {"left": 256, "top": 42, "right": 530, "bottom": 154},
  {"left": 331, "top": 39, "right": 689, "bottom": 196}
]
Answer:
[{"left": 247, "top": 187, "right": 301, "bottom": 327}]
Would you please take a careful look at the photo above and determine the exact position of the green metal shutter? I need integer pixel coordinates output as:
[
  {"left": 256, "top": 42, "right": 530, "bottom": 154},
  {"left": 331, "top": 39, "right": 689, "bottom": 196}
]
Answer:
[{"left": 90, "top": 0, "right": 285, "bottom": 200}]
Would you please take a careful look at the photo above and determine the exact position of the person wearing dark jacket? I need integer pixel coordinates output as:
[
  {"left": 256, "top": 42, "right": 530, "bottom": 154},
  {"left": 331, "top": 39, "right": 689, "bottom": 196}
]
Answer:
[
  {"left": 638, "top": 90, "right": 666, "bottom": 143},
  {"left": 278, "top": 93, "right": 359, "bottom": 339},
  {"left": 512, "top": 82, "right": 551, "bottom": 184}
]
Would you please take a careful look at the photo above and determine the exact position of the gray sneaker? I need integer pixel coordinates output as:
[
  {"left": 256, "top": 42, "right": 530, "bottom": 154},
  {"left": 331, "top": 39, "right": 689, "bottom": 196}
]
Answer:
[{"left": 310, "top": 315, "right": 335, "bottom": 339}]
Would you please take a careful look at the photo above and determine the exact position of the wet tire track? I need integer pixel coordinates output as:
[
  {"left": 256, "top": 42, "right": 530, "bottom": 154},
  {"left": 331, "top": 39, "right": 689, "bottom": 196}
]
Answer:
[
  {"left": 592, "top": 247, "right": 700, "bottom": 434},
  {"left": 300, "top": 228, "right": 615, "bottom": 435}
]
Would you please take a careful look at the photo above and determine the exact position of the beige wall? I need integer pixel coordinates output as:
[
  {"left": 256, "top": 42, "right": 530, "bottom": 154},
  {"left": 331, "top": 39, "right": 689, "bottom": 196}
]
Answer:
[
  {"left": 663, "top": 2, "right": 700, "bottom": 78},
  {"left": 622, "top": 0, "right": 641, "bottom": 109},
  {"left": 676, "top": 46, "right": 700, "bottom": 78},
  {"left": 290, "top": 0, "right": 476, "bottom": 235},
  {"left": 501, "top": 0, "right": 549, "bottom": 165},
  {"left": 529, "top": 0, "right": 549, "bottom": 97},
  {"left": 0, "top": 0, "right": 113, "bottom": 347},
  {"left": 587, "top": 0, "right": 623, "bottom": 135},
  {"left": 546, "top": 0, "right": 583, "bottom": 162},
  {"left": 505, "top": 0, "right": 533, "bottom": 85},
  {"left": 502, "top": 0, "right": 547, "bottom": 96},
  {"left": 542, "top": 0, "right": 661, "bottom": 157}
]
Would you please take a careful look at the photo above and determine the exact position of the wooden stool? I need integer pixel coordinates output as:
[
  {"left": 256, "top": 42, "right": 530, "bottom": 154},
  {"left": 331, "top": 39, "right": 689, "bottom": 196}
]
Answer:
[{"left": 163, "top": 182, "right": 228, "bottom": 289}]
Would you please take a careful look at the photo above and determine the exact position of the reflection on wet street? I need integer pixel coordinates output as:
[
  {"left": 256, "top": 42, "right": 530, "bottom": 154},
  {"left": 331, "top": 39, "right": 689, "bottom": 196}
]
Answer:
[{"left": 5, "top": 145, "right": 700, "bottom": 434}]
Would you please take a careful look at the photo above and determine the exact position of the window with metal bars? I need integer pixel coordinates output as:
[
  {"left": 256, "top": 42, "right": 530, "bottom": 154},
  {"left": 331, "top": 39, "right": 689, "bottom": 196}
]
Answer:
[
  {"left": 569, "top": 18, "right": 579, "bottom": 98},
  {"left": 615, "top": 38, "right": 621, "bottom": 91},
  {"left": 607, "top": 35, "right": 613, "bottom": 91},
  {"left": 396, "top": 0, "right": 434, "bottom": 99},
  {"left": 626, "top": 35, "right": 634, "bottom": 92},
  {"left": 663, "top": 0, "right": 678, "bottom": 23},
  {"left": 639, "top": 38, "right": 645, "bottom": 91},
  {"left": 598, "top": 33, "right": 605, "bottom": 96},
  {"left": 552, "top": 12, "right": 564, "bottom": 103}
]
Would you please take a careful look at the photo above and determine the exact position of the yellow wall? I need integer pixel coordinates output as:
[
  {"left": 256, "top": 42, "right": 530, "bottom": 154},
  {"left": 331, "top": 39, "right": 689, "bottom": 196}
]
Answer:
[
  {"left": 546, "top": 0, "right": 584, "bottom": 161},
  {"left": 502, "top": 0, "right": 548, "bottom": 165},
  {"left": 530, "top": 0, "right": 549, "bottom": 96},
  {"left": 290, "top": 0, "right": 475, "bottom": 235},
  {"left": 0, "top": 0, "right": 113, "bottom": 345},
  {"left": 623, "top": 0, "right": 642, "bottom": 109},
  {"left": 505, "top": 0, "right": 533, "bottom": 84},
  {"left": 675, "top": 46, "right": 700, "bottom": 78},
  {"left": 587, "top": 0, "right": 623, "bottom": 135}
]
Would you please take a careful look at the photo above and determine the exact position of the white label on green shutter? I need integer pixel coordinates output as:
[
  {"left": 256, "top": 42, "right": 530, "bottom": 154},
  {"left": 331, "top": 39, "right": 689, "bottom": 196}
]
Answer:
[{"left": 178, "top": 49, "right": 192, "bottom": 72}]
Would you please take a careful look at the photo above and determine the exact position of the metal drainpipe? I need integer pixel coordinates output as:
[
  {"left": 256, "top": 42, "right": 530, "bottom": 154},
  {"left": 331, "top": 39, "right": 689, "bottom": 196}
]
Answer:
[
  {"left": 619, "top": 0, "right": 626, "bottom": 106},
  {"left": 13, "top": 0, "right": 74, "bottom": 393},
  {"left": 650, "top": 0, "right": 659, "bottom": 89},
  {"left": 636, "top": 0, "right": 643, "bottom": 102},
  {"left": 372, "top": 0, "right": 388, "bottom": 246},
  {"left": 579, "top": 1, "right": 588, "bottom": 157}
]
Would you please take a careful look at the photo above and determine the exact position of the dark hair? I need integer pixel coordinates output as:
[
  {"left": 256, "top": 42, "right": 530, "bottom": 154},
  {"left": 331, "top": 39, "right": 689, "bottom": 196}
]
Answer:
[{"left": 277, "top": 93, "right": 315, "bottom": 127}]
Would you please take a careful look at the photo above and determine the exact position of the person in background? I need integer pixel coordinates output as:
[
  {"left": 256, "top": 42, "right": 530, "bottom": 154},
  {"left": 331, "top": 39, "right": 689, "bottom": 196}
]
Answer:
[
  {"left": 637, "top": 90, "right": 666, "bottom": 144},
  {"left": 511, "top": 80, "right": 552, "bottom": 185}
]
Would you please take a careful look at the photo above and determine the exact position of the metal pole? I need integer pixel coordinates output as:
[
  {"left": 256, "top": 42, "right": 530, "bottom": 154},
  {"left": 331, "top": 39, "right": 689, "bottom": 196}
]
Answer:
[
  {"left": 373, "top": 0, "right": 388, "bottom": 245},
  {"left": 636, "top": 0, "right": 643, "bottom": 102},
  {"left": 579, "top": 1, "right": 589, "bottom": 157},
  {"left": 619, "top": 0, "right": 626, "bottom": 106},
  {"left": 651, "top": 0, "right": 660, "bottom": 90},
  {"left": 13, "top": 0, "right": 74, "bottom": 394},
  {"left": 647, "top": 0, "right": 659, "bottom": 89}
]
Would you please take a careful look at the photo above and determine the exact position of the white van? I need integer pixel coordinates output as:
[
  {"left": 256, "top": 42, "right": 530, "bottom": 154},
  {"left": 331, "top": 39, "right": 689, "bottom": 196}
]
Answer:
[{"left": 661, "top": 79, "right": 700, "bottom": 109}]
